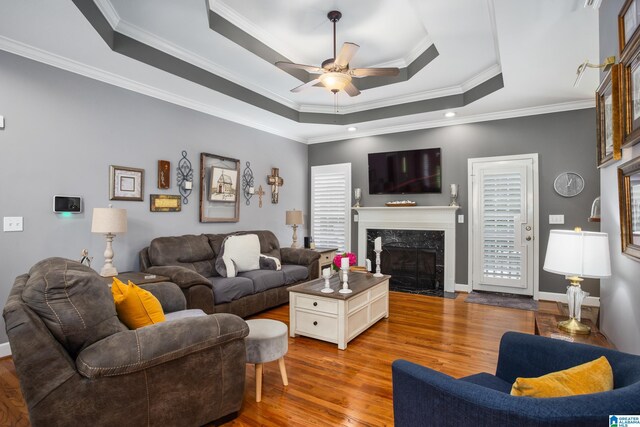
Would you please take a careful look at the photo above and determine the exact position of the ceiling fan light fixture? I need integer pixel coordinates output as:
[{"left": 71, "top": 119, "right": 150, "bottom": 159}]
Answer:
[{"left": 319, "top": 72, "right": 352, "bottom": 93}]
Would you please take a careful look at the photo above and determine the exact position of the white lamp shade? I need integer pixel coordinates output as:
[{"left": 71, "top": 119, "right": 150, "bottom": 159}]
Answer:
[
  {"left": 319, "top": 72, "right": 352, "bottom": 92},
  {"left": 286, "top": 209, "right": 304, "bottom": 225},
  {"left": 543, "top": 229, "right": 611, "bottom": 278},
  {"left": 91, "top": 208, "right": 127, "bottom": 234}
]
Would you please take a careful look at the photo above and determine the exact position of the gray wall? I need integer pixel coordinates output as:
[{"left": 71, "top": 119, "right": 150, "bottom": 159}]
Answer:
[
  {"left": 309, "top": 109, "right": 600, "bottom": 295},
  {"left": 0, "top": 51, "right": 308, "bottom": 343},
  {"left": 599, "top": 0, "right": 640, "bottom": 354}
]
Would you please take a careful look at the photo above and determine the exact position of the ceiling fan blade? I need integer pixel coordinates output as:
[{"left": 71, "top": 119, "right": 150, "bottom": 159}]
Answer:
[
  {"left": 344, "top": 82, "right": 361, "bottom": 97},
  {"left": 351, "top": 67, "right": 400, "bottom": 77},
  {"left": 334, "top": 42, "right": 360, "bottom": 68},
  {"left": 291, "top": 78, "right": 322, "bottom": 93},
  {"left": 276, "top": 62, "right": 324, "bottom": 74}
]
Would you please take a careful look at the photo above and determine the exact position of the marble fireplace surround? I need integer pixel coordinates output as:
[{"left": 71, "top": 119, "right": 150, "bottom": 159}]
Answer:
[{"left": 353, "top": 206, "right": 459, "bottom": 293}]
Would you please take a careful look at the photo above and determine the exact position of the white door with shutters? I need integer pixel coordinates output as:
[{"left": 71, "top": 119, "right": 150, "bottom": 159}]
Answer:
[{"left": 468, "top": 154, "right": 538, "bottom": 296}]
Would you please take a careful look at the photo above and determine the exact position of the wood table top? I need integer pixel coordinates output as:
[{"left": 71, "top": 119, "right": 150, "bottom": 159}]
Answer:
[
  {"left": 534, "top": 311, "right": 614, "bottom": 349},
  {"left": 288, "top": 273, "right": 390, "bottom": 300}
]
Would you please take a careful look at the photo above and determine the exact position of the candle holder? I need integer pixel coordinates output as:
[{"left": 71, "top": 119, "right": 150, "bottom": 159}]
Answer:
[
  {"left": 339, "top": 266, "right": 352, "bottom": 294},
  {"left": 374, "top": 249, "right": 383, "bottom": 277},
  {"left": 450, "top": 184, "right": 459, "bottom": 207},
  {"left": 321, "top": 268, "right": 334, "bottom": 293}
]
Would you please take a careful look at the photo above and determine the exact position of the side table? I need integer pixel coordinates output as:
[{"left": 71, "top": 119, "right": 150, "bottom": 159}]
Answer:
[
  {"left": 534, "top": 312, "right": 614, "bottom": 349},
  {"left": 313, "top": 247, "right": 338, "bottom": 277}
]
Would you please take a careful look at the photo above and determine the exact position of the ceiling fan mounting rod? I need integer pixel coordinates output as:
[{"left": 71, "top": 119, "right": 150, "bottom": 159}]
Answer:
[{"left": 327, "top": 10, "right": 342, "bottom": 60}]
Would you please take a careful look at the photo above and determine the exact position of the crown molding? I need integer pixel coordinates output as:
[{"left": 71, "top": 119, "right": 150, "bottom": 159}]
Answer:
[
  {"left": 368, "top": 34, "right": 433, "bottom": 69},
  {"left": 0, "top": 36, "right": 305, "bottom": 143},
  {"left": 210, "top": 0, "right": 306, "bottom": 64},
  {"left": 115, "top": 19, "right": 301, "bottom": 111},
  {"left": 94, "top": 0, "right": 121, "bottom": 28},
  {"left": 299, "top": 64, "right": 501, "bottom": 114},
  {"left": 306, "top": 99, "right": 595, "bottom": 144},
  {"left": 211, "top": 0, "right": 432, "bottom": 70}
]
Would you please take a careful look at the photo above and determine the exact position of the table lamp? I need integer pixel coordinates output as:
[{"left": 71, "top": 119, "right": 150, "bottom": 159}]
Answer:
[
  {"left": 543, "top": 228, "right": 611, "bottom": 334},
  {"left": 92, "top": 205, "right": 127, "bottom": 277},
  {"left": 286, "top": 209, "right": 303, "bottom": 248}
]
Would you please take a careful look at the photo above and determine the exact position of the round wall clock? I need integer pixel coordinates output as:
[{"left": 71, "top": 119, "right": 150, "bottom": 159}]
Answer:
[{"left": 554, "top": 172, "right": 585, "bottom": 197}]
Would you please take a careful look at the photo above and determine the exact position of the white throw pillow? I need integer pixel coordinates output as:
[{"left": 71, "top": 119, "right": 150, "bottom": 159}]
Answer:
[{"left": 218, "top": 234, "right": 261, "bottom": 277}]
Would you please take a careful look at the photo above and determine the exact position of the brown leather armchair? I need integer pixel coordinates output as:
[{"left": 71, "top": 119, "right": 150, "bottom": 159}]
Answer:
[{"left": 3, "top": 258, "right": 248, "bottom": 427}]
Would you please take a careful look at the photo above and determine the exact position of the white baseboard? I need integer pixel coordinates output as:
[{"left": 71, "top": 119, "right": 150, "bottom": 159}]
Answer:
[
  {"left": 538, "top": 291, "right": 600, "bottom": 307},
  {"left": 0, "top": 342, "right": 11, "bottom": 358},
  {"left": 454, "top": 283, "right": 471, "bottom": 293}
]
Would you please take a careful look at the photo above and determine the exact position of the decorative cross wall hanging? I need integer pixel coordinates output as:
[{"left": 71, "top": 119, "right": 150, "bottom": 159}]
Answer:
[
  {"left": 267, "top": 167, "right": 284, "bottom": 204},
  {"left": 256, "top": 185, "right": 265, "bottom": 208}
]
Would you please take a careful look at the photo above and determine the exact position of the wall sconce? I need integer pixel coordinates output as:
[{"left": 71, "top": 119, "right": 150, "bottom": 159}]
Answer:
[{"left": 177, "top": 150, "right": 193, "bottom": 204}]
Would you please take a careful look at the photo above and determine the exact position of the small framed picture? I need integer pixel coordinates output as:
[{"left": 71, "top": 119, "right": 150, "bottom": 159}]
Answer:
[
  {"left": 150, "top": 194, "right": 181, "bottom": 212},
  {"left": 158, "top": 160, "right": 170, "bottom": 189},
  {"left": 110, "top": 165, "right": 144, "bottom": 201},
  {"left": 623, "top": 43, "right": 640, "bottom": 147},
  {"left": 618, "top": 155, "right": 640, "bottom": 260},
  {"left": 619, "top": 0, "right": 640, "bottom": 56},
  {"left": 596, "top": 64, "right": 622, "bottom": 166}
]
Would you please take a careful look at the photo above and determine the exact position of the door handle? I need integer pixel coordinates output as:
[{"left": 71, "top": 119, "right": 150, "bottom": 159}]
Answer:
[{"left": 526, "top": 236, "right": 532, "bottom": 241}]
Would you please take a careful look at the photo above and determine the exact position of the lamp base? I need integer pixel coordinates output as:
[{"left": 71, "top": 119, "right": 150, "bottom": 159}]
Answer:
[
  {"left": 558, "top": 317, "right": 591, "bottom": 335},
  {"left": 100, "top": 265, "right": 118, "bottom": 277}
]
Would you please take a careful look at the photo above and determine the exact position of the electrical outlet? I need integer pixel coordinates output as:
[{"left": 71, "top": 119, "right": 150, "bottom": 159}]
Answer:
[
  {"left": 3, "top": 216, "right": 23, "bottom": 232},
  {"left": 549, "top": 214, "right": 565, "bottom": 225}
]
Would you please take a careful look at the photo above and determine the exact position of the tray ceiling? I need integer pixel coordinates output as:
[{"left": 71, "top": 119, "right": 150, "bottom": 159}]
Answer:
[{"left": 0, "top": 0, "right": 599, "bottom": 143}]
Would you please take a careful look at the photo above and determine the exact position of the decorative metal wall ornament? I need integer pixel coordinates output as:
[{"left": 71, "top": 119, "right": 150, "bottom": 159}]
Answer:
[
  {"left": 256, "top": 185, "right": 265, "bottom": 208},
  {"left": 176, "top": 150, "right": 193, "bottom": 204},
  {"left": 242, "top": 161, "right": 255, "bottom": 205},
  {"left": 267, "top": 167, "right": 284, "bottom": 204}
]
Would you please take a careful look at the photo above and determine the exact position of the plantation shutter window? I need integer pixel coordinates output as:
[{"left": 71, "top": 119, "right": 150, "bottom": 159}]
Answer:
[
  {"left": 311, "top": 163, "right": 352, "bottom": 252},
  {"left": 480, "top": 170, "right": 525, "bottom": 284}
]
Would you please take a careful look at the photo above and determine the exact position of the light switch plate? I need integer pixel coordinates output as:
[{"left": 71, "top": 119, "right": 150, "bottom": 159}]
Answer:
[
  {"left": 549, "top": 214, "right": 565, "bottom": 224},
  {"left": 0, "top": 115, "right": 4, "bottom": 129},
  {"left": 458, "top": 214, "right": 464, "bottom": 223},
  {"left": 3, "top": 216, "right": 23, "bottom": 232}
]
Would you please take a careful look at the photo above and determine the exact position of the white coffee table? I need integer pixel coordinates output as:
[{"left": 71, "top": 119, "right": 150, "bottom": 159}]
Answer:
[{"left": 288, "top": 273, "right": 390, "bottom": 350}]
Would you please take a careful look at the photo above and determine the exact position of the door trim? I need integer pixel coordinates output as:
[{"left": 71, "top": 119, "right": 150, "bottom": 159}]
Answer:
[{"left": 467, "top": 153, "right": 540, "bottom": 300}]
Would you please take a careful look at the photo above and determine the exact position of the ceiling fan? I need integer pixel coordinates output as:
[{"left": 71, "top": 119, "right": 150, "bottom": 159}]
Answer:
[{"left": 275, "top": 10, "right": 400, "bottom": 97}]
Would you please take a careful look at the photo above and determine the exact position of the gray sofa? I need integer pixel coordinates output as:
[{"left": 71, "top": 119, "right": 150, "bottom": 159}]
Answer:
[
  {"left": 4, "top": 257, "right": 249, "bottom": 426},
  {"left": 139, "top": 230, "right": 320, "bottom": 318}
]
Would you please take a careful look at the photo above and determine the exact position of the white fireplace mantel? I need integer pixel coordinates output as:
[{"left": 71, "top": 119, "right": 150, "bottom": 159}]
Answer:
[{"left": 353, "top": 206, "right": 459, "bottom": 293}]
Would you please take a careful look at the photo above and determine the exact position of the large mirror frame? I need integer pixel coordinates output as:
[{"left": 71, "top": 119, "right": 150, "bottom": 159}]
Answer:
[
  {"left": 199, "top": 152, "right": 240, "bottom": 223},
  {"left": 618, "top": 155, "right": 640, "bottom": 259}
]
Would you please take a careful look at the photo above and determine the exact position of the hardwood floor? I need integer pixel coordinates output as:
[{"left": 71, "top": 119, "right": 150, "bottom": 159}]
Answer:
[{"left": 0, "top": 292, "right": 552, "bottom": 426}]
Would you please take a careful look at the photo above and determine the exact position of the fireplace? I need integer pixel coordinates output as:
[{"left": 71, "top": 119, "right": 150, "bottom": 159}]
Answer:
[
  {"left": 354, "top": 206, "right": 458, "bottom": 294},
  {"left": 367, "top": 229, "right": 445, "bottom": 296}
]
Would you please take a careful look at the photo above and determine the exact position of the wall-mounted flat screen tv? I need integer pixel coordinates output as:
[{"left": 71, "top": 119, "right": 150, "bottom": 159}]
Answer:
[{"left": 368, "top": 148, "right": 441, "bottom": 194}]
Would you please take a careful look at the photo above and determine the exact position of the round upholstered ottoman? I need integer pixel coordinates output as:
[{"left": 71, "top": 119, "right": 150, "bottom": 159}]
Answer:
[{"left": 245, "top": 319, "right": 289, "bottom": 402}]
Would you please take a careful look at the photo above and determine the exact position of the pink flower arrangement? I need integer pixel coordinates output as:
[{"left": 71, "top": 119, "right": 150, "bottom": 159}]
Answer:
[{"left": 332, "top": 252, "right": 357, "bottom": 270}]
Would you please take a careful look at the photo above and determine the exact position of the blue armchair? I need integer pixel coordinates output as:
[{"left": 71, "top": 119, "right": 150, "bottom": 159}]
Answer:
[{"left": 392, "top": 332, "right": 640, "bottom": 426}]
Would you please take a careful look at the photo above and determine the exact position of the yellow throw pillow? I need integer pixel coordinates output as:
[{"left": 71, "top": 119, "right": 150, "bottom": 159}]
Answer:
[
  {"left": 111, "top": 278, "right": 165, "bottom": 329},
  {"left": 510, "top": 356, "right": 613, "bottom": 398}
]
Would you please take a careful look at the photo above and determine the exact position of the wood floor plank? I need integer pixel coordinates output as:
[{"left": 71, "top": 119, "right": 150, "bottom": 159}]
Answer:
[{"left": 0, "top": 292, "right": 535, "bottom": 426}]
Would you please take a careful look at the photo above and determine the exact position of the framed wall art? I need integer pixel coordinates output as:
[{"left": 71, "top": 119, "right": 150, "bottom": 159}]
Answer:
[
  {"left": 619, "top": 0, "right": 640, "bottom": 56},
  {"left": 109, "top": 165, "right": 144, "bottom": 201},
  {"left": 618, "top": 155, "right": 640, "bottom": 260},
  {"left": 596, "top": 64, "right": 622, "bottom": 167},
  {"left": 622, "top": 40, "right": 640, "bottom": 147},
  {"left": 199, "top": 152, "right": 240, "bottom": 222},
  {"left": 158, "top": 160, "right": 170, "bottom": 189},
  {"left": 150, "top": 194, "right": 181, "bottom": 212}
]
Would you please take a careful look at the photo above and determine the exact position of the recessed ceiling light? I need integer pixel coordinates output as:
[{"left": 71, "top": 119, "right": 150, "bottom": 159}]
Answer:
[
  {"left": 444, "top": 111, "right": 456, "bottom": 118},
  {"left": 347, "top": 127, "right": 357, "bottom": 132}
]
